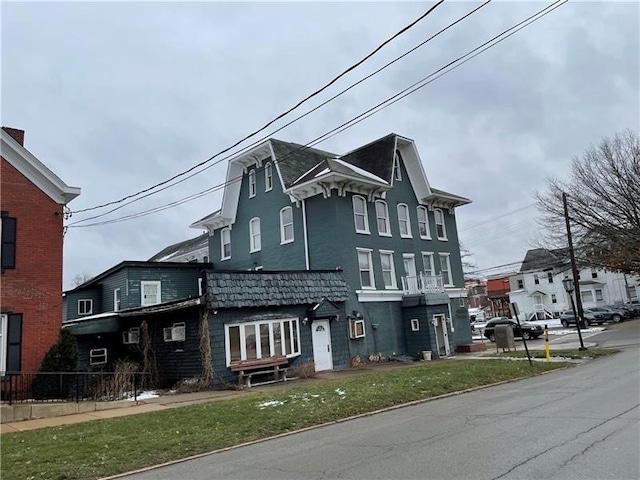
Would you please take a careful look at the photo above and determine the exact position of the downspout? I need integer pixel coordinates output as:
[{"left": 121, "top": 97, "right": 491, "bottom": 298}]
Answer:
[{"left": 302, "top": 199, "right": 310, "bottom": 270}]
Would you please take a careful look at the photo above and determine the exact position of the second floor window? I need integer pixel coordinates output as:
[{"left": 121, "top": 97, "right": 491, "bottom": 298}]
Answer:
[
  {"left": 434, "top": 209, "right": 447, "bottom": 240},
  {"left": 248, "top": 170, "right": 256, "bottom": 198},
  {"left": 250, "top": 217, "right": 261, "bottom": 252},
  {"left": 1, "top": 213, "right": 17, "bottom": 271},
  {"left": 221, "top": 227, "right": 231, "bottom": 260},
  {"left": 375, "top": 200, "right": 391, "bottom": 236},
  {"left": 265, "top": 162, "right": 273, "bottom": 191},
  {"left": 141, "top": 281, "right": 161, "bottom": 306},
  {"left": 353, "top": 195, "right": 369, "bottom": 234},
  {"left": 534, "top": 274, "right": 540, "bottom": 285},
  {"left": 357, "top": 248, "right": 374, "bottom": 289},
  {"left": 380, "top": 250, "right": 397, "bottom": 289},
  {"left": 397, "top": 204, "right": 411, "bottom": 238},
  {"left": 114, "top": 288, "right": 121, "bottom": 312},
  {"left": 422, "top": 252, "right": 435, "bottom": 277},
  {"left": 78, "top": 299, "right": 93, "bottom": 315},
  {"left": 439, "top": 253, "right": 453, "bottom": 286},
  {"left": 547, "top": 272, "right": 554, "bottom": 283},
  {"left": 417, "top": 206, "right": 431, "bottom": 239},
  {"left": 517, "top": 279, "right": 524, "bottom": 289},
  {"left": 280, "top": 207, "right": 294, "bottom": 244}
]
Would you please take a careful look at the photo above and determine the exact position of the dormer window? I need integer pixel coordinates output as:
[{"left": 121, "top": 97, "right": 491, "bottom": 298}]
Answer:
[
  {"left": 248, "top": 170, "right": 256, "bottom": 198},
  {"left": 393, "top": 150, "right": 402, "bottom": 181}
]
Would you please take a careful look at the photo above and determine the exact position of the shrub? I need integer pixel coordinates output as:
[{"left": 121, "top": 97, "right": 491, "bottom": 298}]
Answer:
[{"left": 31, "top": 329, "right": 79, "bottom": 400}]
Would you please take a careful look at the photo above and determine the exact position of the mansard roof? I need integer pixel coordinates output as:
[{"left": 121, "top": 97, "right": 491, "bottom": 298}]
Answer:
[
  {"left": 148, "top": 233, "right": 209, "bottom": 262},
  {"left": 519, "top": 248, "right": 570, "bottom": 273}
]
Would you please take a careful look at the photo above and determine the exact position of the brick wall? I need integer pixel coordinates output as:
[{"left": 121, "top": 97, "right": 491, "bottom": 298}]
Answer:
[{"left": 1, "top": 157, "right": 65, "bottom": 372}]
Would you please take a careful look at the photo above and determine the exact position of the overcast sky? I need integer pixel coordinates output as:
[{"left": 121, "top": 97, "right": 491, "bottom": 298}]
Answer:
[{"left": 2, "top": 1, "right": 638, "bottom": 289}]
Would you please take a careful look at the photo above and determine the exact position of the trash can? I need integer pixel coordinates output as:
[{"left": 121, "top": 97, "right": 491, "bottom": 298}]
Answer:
[{"left": 422, "top": 350, "right": 432, "bottom": 361}]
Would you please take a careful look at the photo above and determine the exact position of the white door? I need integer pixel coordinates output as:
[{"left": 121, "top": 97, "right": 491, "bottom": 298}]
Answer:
[
  {"left": 434, "top": 314, "right": 450, "bottom": 356},
  {"left": 403, "top": 255, "right": 418, "bottom": 293},
  {"left": 311, "top": 320, "right": 333, "bottom": 372}
]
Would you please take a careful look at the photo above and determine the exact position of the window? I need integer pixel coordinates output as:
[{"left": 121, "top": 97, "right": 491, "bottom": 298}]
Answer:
[
  {"left": 226, "top": 318, "right": 300, "bottom": 364},
  {"left": 379, "top": 250, "right": 397, "bottom": 289},
  {"left": 459, "top": 298, "right": 465, "bottom": 307},
  {"left": 439, "top": 253, "right": 453, "bottom": 286},
  {"left": 547, "top": 272, "right": 554, "bottom": 283},
  {"left": 357, "top": 248, "right": 374, "bottom": 289},
  {"left": 141, "top": 281, "right": 161, "bottom": 306},
  {"left": 422, "top": 252, "right": 435, "bottom": 277},
  {"left": 78, "top": 299, "right": 93, "bottom": 315},
  {"left": 551, "top": 294, "right": 557, "bottom": 304},
  {"left": 349, "top": 318, "right": 365, "bottom": 338},
  {"left": 114, "top": 289, "right": 121, "bottom": 312},
  {"left": 122, "top": 327, "right": 140, "bottom": 344},
  {"left": 581, "top": 290, "right": 594, "bottom": 303},
  {"left": 375, "top": 200, "right": 391, "bottom": 236},
  {"left": 352, "top": 195, "right": 370, "bottom": 234},
  {"left": 90, "top": 348, "right": 107, "bottom": 366},
  {"left": 417, "top": 206, "right": 431, "bottom": 239},
  {"left": 517, "top": 279, "right": 524, "bottom": 289},
  {"left": 595, "top": 289, "right": 603, "bottom": 302},
  {"left": 410, "top": 319, "right": 420, "bottom": 331},
  {"left": 434, "top": 209, "right": 447, "bottom": 240},
  {"left": 248, "top": 170, "right": 256, "bottom": 198},
  {"left": 393, "top": 150, "right": 402, "bottom": 181},
  {"left": 249, "top": 217, "right": 261, "bottom": 252},
  {"left": 265, "top": 162, "right": 273, "bottom": 192},
  {"left": 0, "top": 315, "right": 7, "bottom": 373},
  {"left": 397, "top": 204, "right": 412, "bottom": 238},
  {"left": 280, "top": 207, "right": 294, "bottom": 244},
  {"left": 534, "top": 274, "right": 540, "bottom": 285},
  {"left": 1, "top": 213, "right": 17, "bottom": 271},
  {"left": 591, "top": 270, "right": 598, "bottom": 279},
  {"left": 163, "top": 322, "right": 185, "bottom": 342},
  {"left": 221, "top": 227, "right": 231, "bottom": 260}
]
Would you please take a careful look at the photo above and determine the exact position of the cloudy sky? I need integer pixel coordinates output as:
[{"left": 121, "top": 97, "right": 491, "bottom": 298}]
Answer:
[{"left": 2, "top": 1, "right": 638, "bottom": 289}]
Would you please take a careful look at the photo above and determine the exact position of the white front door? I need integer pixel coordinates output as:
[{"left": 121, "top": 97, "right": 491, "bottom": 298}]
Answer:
[
  {"left": 311, "top": 320, "right": 333, "bottom": 372},
  {"left": 434, "top": 314, "right": 450, "bottom": 356}
]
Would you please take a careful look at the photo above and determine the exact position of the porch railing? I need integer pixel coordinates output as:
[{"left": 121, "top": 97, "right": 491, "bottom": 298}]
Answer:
[
  {"left": 0, "top": 371, "right": 151, "bottom": 405},
  {"left": 402, "top": 273, "right": 445, "bottom": 295},
  {"left": 527, "top": 303, "right": 554, "bottom": 321}
]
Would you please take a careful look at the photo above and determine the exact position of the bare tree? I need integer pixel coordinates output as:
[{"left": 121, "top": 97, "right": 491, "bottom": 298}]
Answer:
[
  {"left": 71, "top": 272, "right": 94, "bottom": 287},
  {"left": 535, "top": 129, "right": 640, "bottom": 274}
]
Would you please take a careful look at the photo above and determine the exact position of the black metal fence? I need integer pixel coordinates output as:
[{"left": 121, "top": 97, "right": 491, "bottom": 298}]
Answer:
[{"left": 0, "top": 372, "right": 152, "bottom": 405}]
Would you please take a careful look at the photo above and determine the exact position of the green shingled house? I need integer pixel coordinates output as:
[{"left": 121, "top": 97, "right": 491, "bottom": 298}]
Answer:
[{"left": 191, "top": 133, "right": 473, "bottom": 370}]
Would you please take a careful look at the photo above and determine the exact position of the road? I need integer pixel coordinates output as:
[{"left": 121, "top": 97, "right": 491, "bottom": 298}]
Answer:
[{"left": 123, "top": 321, "right": 639, "bottom": 480}]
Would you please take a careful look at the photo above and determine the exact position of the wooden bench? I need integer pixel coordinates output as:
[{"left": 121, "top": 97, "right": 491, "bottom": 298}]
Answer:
[{"left": 229, "top": 355, "right": 289, "bottom": 388}]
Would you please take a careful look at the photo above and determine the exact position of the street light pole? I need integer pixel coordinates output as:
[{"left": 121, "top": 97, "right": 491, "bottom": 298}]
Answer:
[{"left": 562, "top": 192, "right": 587, "bottom": 351}]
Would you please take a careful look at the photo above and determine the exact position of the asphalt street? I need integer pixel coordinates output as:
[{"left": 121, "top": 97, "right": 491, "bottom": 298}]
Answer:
[{"left": 120, "top": 321, "right": 640, "bottom": 480}]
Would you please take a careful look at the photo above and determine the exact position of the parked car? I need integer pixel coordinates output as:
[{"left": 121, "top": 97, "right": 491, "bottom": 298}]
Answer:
[
  {"left": 483, "top": 318, "right": 544, "bottom": 342},
  {"left": 585, "top": 307, "right": 624, "bottom": 323},
  {"left": 624, "top": 300, "right": 640, "bottom": 317},
  {"left": 606, "top": 304, "right": 632, "bottom": 320},
  {"left": 559, "top": 310, "right": 605, "bottom": 327}
]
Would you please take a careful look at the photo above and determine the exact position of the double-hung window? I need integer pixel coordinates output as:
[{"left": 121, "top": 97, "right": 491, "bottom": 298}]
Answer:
[
  {"left": 114, "top": 288, "right": 121, "bottom": 312},
  {"left": 397, "top": 204, "right": 411, "bottom": 238},
  {"left": 1, "top": 213, "right": 17, "bottom": 271},
  {"left": 417, "top": 206, "right": 431, "bottom": 239},
  {"left": 141, "top": 281, "right": 161, "bottom": 306},
  {"left": 439, "top": 253, "right": 453, "bottom": 286},
  {"left": 379, "top": 250, "right": 397, "bottom": 289},
  {"left": 264, "top": 162, "right": 273, "bottom": 192},
  {"left": 357, "top": 248, "right": 375, "bottom": 289},
  {"left": 248, "top": 170, "right": 256, "bottom": 198},
  {"left": 434, "top": 209, "right": 447, "bottom": 240},
  {"left": 422, "top": 252, "right": 435, "bottom": 277},
  {"left": 353, "top": 195, "right": 369, "bottom": 234},
  {"left": 280, "top": 207, "right": 294, "bottom": 244},
  {"left": 221, "top": 227, "right": 231, "bottom": 260},
  {"left": 375, "top": 200, "right": 391, "bottom": 236},
  {"left": 249, "top": 218, "right": 261, "bottom": 252},
  {"left": 393, "top": 150, "right": 402, "bottom": 181}
]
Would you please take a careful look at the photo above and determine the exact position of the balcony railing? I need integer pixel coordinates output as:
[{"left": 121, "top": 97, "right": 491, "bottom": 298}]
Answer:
[
  {"left": 0, "top": 371, "right": 151, "bottom": 405},
  {"left": 402, "top": 273, "right": 445, "bottom": 295}
]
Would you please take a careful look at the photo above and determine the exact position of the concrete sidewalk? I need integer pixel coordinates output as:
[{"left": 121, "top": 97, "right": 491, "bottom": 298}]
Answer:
[{"left": 0, "top": 341, "right": 597, "bottom": 435}]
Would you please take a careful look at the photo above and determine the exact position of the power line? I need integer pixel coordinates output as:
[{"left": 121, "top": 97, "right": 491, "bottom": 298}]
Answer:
[
  {"left": 69, "top": 1, "right": 445, "bottom": 216},
  {"left": 68, "top": 0, "right": 567, "bottom": 229},
  {"left": 459, "top": 203, "right": 536, "bottom": 232},
  {"left": 69, "top": 0, "right": 493, "bottom": 225}
]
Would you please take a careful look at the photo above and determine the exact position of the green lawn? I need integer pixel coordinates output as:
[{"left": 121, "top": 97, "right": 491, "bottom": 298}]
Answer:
[{"left": 2, "top": 360, "right": 568, "bottom": 480}]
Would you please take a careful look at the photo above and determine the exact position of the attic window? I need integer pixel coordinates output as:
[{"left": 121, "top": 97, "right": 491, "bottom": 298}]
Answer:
[
  {"left": 265, "top": 162, "right": 273, "bottom": 192},
  {"left": 393, "top": 151, "right": 402, "bottom": 181},
  {"left": 248, "top": 170, "right": 256, "bottom": 198}
]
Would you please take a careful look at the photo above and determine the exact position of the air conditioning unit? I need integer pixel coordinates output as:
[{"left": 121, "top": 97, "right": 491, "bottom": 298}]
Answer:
[
  {"left": 163, "top": 323, "right": 186, "bottom": 342},
  {"left": 349, "top": 319, "right": 366, "bottom": 339},
  {"left": 122, "top": 327, "right": 140, "bottom": 344}
]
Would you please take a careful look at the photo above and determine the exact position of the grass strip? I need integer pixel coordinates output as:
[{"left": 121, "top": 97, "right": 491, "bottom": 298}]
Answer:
[
  {"left": 490, "top": 348, "right": 618, "bottom": 360},
  {"left": 2, "top": 359, "right": 567, "bottom": 480}
]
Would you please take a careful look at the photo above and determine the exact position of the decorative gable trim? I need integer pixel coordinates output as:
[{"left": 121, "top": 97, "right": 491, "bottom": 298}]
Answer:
[{"left": 1, "top": 129, "right": 81, "bottom": 205}]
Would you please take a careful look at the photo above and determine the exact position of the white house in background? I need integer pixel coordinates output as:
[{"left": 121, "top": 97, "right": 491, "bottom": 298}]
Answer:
[{"left": 508, "top": 248, "right": 639, "bottom": 321}]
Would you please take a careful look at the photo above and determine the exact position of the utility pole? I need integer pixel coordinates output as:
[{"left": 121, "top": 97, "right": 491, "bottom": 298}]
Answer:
[{"left": 563, "top": 192, "right": 587, "bottom": 350}]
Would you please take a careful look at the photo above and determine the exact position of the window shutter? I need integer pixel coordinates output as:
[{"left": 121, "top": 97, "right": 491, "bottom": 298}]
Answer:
[
  {"left": 1, "top": 216, "right": 17, "bottom": 270},
  {"left": 6, "top": 314, "right": 22, "bottom": 372}
]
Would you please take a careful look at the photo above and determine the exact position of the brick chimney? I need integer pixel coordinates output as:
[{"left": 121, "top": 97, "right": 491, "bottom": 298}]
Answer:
[{"left": 2, "top": 127, "right": 25, "bottom": 146}]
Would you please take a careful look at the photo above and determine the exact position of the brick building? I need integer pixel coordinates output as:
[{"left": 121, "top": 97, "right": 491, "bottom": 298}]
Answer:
[{"left": 1, "top": 127, "right": 80, "bottom": 373}]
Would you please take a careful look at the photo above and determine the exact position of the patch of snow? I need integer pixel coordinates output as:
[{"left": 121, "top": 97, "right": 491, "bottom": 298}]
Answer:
[
  {"left": 258, "top": 400, "right": 285, "bottom": 409},
  {"left": 126, "top": 391, "right": 159, "bottom": 401},
  {"left": 335, "top": 389, "right": 346, "bottom": 397}
]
